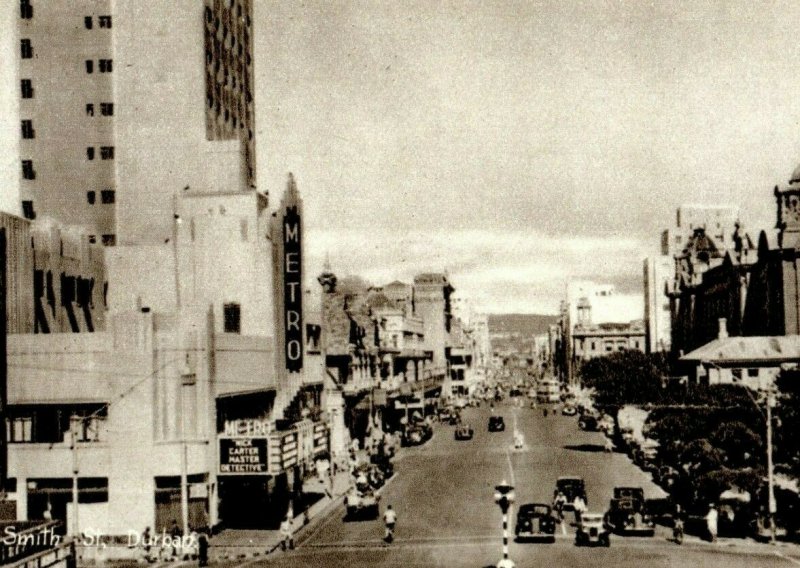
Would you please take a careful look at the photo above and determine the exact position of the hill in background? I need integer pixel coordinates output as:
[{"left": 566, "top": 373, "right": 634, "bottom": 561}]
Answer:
[{"left": 488, "top": 313, "right": 559, "bottom": 337}]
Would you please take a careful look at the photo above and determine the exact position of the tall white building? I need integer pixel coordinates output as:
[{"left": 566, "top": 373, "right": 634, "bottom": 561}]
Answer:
[
  {"left": 4, "top": 0, "right": 256, "bottom": 244},
  {"left": 644, "top": 204, "right": 742, "bottom": 353}
]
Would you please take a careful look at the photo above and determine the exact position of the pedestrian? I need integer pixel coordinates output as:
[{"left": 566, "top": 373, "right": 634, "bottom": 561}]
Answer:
[
  {"left": 705, "top": 503, "right": 718, "bottom": 542},
  {"left": 383, "top": 505, "right": 397, "bottom": 543},
  {"left": 140, "top": 527, "right": 153, "bottom": 562},
  {"left": 573, "top": 495, "right": 587, "bottom": 525},
  {"left": 280, "top": 514, "right": 294, "bottom": 551},
  {"left": 168, "top": 519, "right": 182, "bottom": 559},
  {"left": 197, "top": 529, "right": 209, "bottom": 567}
]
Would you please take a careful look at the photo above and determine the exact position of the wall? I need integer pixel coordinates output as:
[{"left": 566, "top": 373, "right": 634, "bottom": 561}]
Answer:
[
  {"left": 113, "top": 2, "right": 247, "bottom": 245},
  {"left": 17, "top": 0, "right": 115, "bottom": 235}
]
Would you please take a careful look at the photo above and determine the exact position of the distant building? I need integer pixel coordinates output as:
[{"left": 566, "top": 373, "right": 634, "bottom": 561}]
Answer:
[
  {"left": 560, "top": 281, "right": 643, "bottom": 382},
  {"left": 645, "top": 205, "right": 742, "bottom": 355},
  {"left": 681, "top": 321, "right": 800, "bottom": 389},
  {"left": 668, "top": 165, "right": 800, "bottom": 356},
  {"left": 643, "top": 256, "right": 672, "bottom": 353},
  {"left": 571, "top": 321, "right": 646, "bottom": 362}
]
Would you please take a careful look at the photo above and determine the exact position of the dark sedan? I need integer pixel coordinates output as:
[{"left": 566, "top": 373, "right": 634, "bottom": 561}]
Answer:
[{"left": 515, "top": 503, "right": 556, "bottom": 542}]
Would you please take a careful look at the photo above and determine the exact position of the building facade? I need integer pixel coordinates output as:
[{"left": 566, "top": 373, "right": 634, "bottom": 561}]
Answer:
[{"left": 6, "top": 0, "right": 256, "bottom": 246}]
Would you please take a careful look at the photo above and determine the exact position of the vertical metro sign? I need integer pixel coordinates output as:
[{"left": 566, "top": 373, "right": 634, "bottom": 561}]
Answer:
[{"left": 283, "top": 204, "right": 303, "bottom": 372}]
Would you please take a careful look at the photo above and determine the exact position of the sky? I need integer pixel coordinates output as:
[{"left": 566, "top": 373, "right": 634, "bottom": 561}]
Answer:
[{"left": 256, "top": 1, "right": 800, "bottom": 314}]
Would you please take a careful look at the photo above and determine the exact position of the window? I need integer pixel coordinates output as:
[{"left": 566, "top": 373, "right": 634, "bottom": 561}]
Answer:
[
  {"left": 731, "top": 368, "right": 743, "bottom": 381},
  {"left": 21, "top": 79, "right": 33, "bottom": 98},
  {"left": 99, "top": 59, "right": 112, "bottom": 73},
  {"left": 101, "top": 234, "right": 115, "bottom": 246},
  {"left": 77, "top": 478, "right": 108, "bottom": 503},
  {"left": 22, "top": 200, "right": 35, "bottom": 220},
  {"left": 98, "top": 15, "right": 112, "bottom": 28},
  {"left": 100, "top": 102, "right": 113, "bottom": 116},
  {"left": 87, "top": 191, "right": 95, "bottom": 204},
  {"left": 223, "top": 303, "right": 241, "bottom": 333},
  {"left": 8, "top": 416, "right": 32, "bottom": 443},
  {"left": 100, "top": 146, "right": 114, "bottom": 160},
  {"left": 100, "top": 189, "right": 114, "bottom": 204},
  {"left": 21, "top": 120, "right": 34, "bottom": 139},
  {"left": 20, "top": 0, "right": 33, "bottom": 19},
  {"left": 747, "top": 368, "right": 759, "bottom": 378},
  {"left": 20, "top": 39, "right": 33, "bottom": 59},
  {"left": 88, "top": 235, "right": 96, "bottom": 244},
  {"left": 71, "top": 415, "right": 104, "bottom": 443},
  {"left": 84, "top": 16, "right": 92, "bottom": 29},
  {"left": 21, "top": 160, "right": 35, "bottom": 180},
  {"left": 86, "top": 147, "right": 95, "bottom": 160},
  {"left": 85, "top": 60, "right": 94, "bottom": 74}
]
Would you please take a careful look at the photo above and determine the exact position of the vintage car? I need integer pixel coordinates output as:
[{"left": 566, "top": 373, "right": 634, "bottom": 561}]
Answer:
[
  {"left": 455, "top": 424, "right": 474, "bottom": 440},
  {"left": 578, "top": 414, "right": 598, "bottom": 431},
  {"left": 575, "top": 512, "right": 610, "bottom": 547},
  {"left": 515, "top": 503, "right": 556, "bottom": 542},
  {"left": 345, "top": 488, "right": 380, "bottom": 519},
  {"left": 403, "top": 424, "right": 431, "bottom": 446},
  {"left": 604, "top": 497, "right": 655, "bottom": 536},
  {"left": 488, "top": 416, "right": 506, "bottom": 432},
  {"left": 556, "top": 477, "right": 587, "bottom": 510},
  {"left": 613, "top": 487, "right": 644, "bottom": 501}
]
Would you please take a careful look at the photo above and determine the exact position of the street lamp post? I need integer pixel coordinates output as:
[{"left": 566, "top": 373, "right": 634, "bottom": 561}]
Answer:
[{"left": 493, "top": 479, "right": 515, "bottom": 568}]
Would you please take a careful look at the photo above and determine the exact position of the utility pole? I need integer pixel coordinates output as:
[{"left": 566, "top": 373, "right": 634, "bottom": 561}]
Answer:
[{"left": 71, "top": 417, "right": 80, "bottom": 536}]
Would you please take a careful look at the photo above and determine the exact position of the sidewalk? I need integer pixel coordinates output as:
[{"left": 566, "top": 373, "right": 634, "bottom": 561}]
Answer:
[{"left": 209, "top": 468, "right": 352, "bottom": 561}]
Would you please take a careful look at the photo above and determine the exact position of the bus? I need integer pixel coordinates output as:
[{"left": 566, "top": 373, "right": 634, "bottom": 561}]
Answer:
[{"left": 537, "top": 379, "right": 561, "bottom": 403}]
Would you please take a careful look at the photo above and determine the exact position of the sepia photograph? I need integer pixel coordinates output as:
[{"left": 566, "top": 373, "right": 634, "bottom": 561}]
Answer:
[{"left": 1, "top": 1, "right": 800, "bottom": 567}]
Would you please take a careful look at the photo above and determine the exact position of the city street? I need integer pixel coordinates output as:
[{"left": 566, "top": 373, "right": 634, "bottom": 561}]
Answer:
[{"left": 241, "top": 403, "right": 800, "bottom": 567}]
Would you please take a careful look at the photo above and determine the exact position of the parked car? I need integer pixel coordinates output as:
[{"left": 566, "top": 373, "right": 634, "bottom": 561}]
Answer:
[
  {"left": 345, "top": 488, "right": 380, "bottom": 519},
  {"left": 515, "top": 503, "right": 556, "bottom": 542},
  {"left": 370, "top": 454, "right": 394, "bottom": 479},
  {"left": 578, "top": 415, "right": 598, "bottom": 431},
  {"left": 654, "top": 465, "right": 679, "bottom": 489},
  {"left": 604, "top": 498, "right": 655, "bottom": 536},
  {"left": 575, "top": 512, "right": 610, "bottom": 547},
  {"left": 403, "top": 424, "right": 431, "bottom": 446},
  {"left": 488, "top": 416, "right": 506, "bottom": 432},
  {"left": 556, "top": 477, "right": 587, "bottom": 510},
  {"left": 455, "top": 424, "right": 474, "bottom": 440}
]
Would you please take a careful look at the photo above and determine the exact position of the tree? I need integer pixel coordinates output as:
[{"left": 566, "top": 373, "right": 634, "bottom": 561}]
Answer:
[
  {"left": 579, "top": 350, "right": 669, "bottom": 408},
  {"left": 709, "top": 421, "right": 762, "bottom": 469}
]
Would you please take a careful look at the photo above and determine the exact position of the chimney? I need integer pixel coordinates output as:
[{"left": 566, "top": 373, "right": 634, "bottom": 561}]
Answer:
[{"left": 718, "top": 318, "right": 728, "bottom": 340}]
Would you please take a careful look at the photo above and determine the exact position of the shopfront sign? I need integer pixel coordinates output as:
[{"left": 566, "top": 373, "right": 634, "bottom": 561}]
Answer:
[
  {"left": 219, "top": 438, "right": 268, "bottom": 475},
  {"left": 283, "top": 206, "right": 303, "bottom": 372},
  {"left": 223, "top": 419, "right": 271, "bottom": 437}
]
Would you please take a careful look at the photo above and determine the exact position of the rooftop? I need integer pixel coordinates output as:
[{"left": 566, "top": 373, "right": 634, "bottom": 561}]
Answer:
[{"left": 681, "top": 335, "right": 800, "bottom": 363}]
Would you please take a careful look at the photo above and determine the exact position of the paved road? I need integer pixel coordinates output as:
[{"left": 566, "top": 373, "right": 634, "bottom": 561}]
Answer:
[{"left": 236, "top": 403, "right": 800, "bottom": 567}]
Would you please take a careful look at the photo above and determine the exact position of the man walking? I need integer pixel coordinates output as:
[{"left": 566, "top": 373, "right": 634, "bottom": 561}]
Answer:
[{"left": 280, "top": 513, "right": 294, "bottom": 551}]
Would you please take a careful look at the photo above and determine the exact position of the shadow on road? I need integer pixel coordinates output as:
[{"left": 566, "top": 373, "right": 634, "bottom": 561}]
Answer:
[{"left": 562, "top": 444, "right": 606, "bottom": 453}]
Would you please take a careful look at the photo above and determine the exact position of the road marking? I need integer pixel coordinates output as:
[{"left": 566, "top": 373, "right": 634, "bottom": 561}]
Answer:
[{"left": 505, "top": 448, "right": 516, "bottom": 485}]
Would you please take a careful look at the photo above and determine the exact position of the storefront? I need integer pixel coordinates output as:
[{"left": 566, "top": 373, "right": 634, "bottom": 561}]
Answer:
[{"left": 216, "top": 418, "right": 329, "bottom": 529}]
